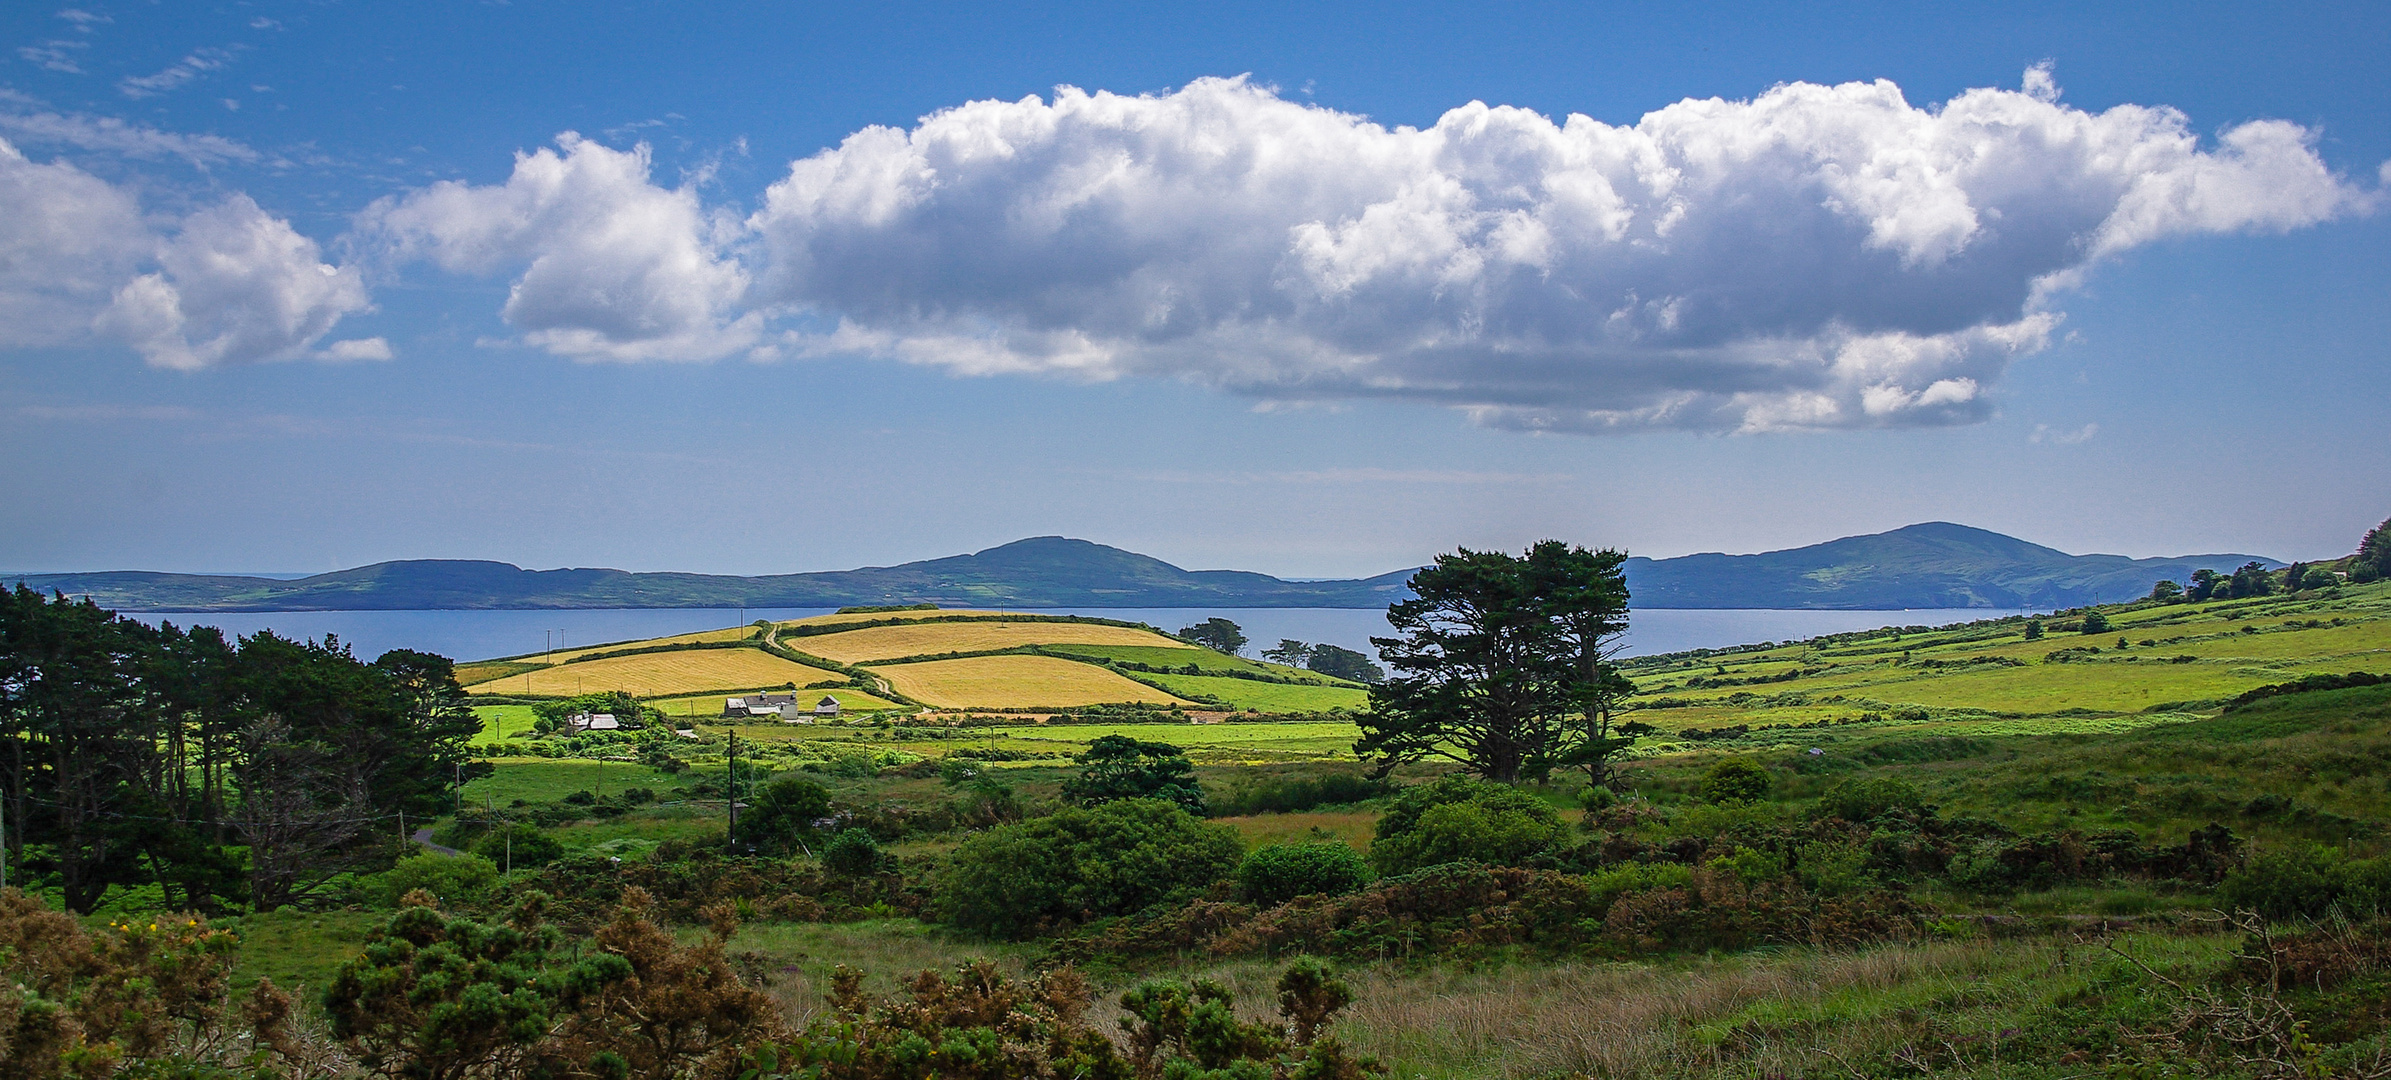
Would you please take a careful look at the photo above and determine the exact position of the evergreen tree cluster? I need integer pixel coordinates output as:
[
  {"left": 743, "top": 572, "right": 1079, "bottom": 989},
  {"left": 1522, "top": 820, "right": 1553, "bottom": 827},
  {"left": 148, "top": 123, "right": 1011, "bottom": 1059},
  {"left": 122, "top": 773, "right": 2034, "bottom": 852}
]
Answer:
[{"left": 0, "top": 587, "right": 487, "bottom": 912}]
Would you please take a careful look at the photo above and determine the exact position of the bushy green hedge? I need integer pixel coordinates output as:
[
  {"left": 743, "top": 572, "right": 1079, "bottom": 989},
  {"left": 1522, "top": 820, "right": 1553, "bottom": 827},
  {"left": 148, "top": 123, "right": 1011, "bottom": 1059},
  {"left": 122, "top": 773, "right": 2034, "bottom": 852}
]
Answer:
[
  {"left": 2218, "top": 845, "right": 2391, "bottom": 918},
  {"left": 938, "top": 798, "right": 1244, "bottom": 938},
  {"left": 1238, "top": 843, "right": 1373, "bottom": 906},
  {"left": 1368, "top": 777, "right": 1565, "bottom": 875}
]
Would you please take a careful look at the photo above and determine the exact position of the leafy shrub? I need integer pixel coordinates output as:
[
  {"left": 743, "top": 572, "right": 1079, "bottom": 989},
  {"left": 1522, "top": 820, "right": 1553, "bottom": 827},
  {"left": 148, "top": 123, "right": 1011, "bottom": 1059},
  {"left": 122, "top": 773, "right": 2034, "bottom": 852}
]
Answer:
[
  {"left": 1062, "top": 734, "right": 1206, "bottom": 812},
  {"left": 371, "top": 852, "right": 500, "bottom": 908},
  {"left": 1238, "top": 843, "right": 1373, "bottom": 906},
  {"left": 949, "top": 777, "right": 1026, "bottom": 829},
  {"left": 1796, "top": 839, "right": 1875, "bottom": 896},
  {"left": 470, "top": 824, "right": 564, "bottom": 869},
  {"left": 1815, "top": 777, "right": 1927, "bottom": 822},
  {"left": 820, "top": 828, "right": 886, "bottom": 875},
  {"left": 939, "top": 799, "right": 1244, "bottom": 939},
  {"left": 2219, "top": 845, "right": 2358, "bottom": 918},
  {"left": 742, "top": 775, "right": 832, "bottom": 854},
  {"left": 1368, "top": 777, "right": 1565, "bottom": 875},
  {"left": 1699, "top": 758, "right": 1773, "bottom": 804}
]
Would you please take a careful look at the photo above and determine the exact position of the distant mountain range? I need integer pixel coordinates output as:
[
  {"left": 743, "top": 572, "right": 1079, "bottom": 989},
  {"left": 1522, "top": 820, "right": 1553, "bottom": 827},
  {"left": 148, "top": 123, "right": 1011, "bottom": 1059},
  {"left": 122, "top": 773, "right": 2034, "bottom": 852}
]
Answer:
[{"left": 8, "top": 523, "right": 2280, "bottom": 612}]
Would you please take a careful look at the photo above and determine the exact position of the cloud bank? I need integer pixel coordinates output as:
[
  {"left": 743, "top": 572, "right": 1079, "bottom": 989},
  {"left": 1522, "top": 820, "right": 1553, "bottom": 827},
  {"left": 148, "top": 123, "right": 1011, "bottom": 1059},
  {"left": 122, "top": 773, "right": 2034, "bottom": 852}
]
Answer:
[
  {"left": 0, "top": 137, "right": 376, "bottom": 368},
  {"left": 5, "top": 72, "right": 2374, "bottom": 427},
  {"left": 741, "top": 72, "right": 2366, "bottom": 432}
]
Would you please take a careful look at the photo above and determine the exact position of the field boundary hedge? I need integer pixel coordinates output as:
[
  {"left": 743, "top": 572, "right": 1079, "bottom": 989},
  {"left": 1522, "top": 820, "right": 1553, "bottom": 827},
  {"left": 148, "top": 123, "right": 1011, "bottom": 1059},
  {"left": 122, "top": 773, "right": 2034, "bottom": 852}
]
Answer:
[{"left": 776, "top": 612, "right": 1167, "bottom": 639}]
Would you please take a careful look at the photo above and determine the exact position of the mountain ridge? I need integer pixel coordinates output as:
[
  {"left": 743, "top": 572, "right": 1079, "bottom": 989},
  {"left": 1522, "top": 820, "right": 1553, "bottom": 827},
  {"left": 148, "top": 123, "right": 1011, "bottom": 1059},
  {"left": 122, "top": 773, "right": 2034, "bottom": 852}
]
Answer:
[{"left": 7, "top": 524, "right": 2281, "bottom": 612}]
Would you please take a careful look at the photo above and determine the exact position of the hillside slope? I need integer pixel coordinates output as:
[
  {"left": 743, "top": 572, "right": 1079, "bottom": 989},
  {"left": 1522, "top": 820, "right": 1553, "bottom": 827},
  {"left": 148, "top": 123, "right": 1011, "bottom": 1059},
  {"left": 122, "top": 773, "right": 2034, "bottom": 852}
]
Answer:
[
  {"left": 10, "top": 524, "right": 2279, "bottom": 612},
  {"left": 1620, "top": 521, "right": 2278, "bottom": 609}
]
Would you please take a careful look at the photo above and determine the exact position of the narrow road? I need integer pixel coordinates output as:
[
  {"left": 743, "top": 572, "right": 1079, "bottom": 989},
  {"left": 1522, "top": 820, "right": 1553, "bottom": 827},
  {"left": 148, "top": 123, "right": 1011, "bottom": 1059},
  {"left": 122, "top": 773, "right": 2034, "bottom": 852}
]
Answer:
[{"left": 410, "top": 827, "right": 463, "bottom": 857}]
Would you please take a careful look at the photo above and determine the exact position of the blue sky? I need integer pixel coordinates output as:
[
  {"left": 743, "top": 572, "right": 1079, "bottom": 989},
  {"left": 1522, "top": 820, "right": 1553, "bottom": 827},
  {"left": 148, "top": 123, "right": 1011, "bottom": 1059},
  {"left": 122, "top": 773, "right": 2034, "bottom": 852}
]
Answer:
[{"left": 2, "top": 1, "right": 2385, "bottom": 578}]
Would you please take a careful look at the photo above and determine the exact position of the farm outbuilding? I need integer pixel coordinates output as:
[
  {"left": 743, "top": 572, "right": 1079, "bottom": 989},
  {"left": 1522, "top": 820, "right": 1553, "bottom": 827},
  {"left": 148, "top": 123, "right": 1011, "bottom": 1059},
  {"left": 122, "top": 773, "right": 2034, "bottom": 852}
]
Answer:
[{"left": 723, "top": 692, "right": 800, "bottom": 718}]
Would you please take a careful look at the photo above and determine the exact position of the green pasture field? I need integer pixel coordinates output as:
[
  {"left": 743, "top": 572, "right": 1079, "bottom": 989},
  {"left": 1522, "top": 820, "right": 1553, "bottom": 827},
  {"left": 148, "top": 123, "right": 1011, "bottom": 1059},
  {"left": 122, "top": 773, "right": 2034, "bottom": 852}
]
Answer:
[
  {"left": 460, "top": 757, "right": 690, "bottom": 806},
  {"left": 988, "top": 719, "right": 1365, "bottom": 761},
  {"left": 1042, "top": 644, "right": 1351, "bottom": 683},
  {"left": 217, "top": 908, "right": 380, "bottom": 995},
  {"left": 472, "top": 703, "right": 541, "bottom": 741},
  {"left": 1624, "top": 582, "right": 2391, "bottom": 724},
  {"left": 1136, "top": 671, "right": 1373, "bottom": 711},
  {"left": 1210, "top": 809, "right": 1377, "bottom": 851},
  {"left": 547, "top": 808, "right": 726, "bottom": 854}
]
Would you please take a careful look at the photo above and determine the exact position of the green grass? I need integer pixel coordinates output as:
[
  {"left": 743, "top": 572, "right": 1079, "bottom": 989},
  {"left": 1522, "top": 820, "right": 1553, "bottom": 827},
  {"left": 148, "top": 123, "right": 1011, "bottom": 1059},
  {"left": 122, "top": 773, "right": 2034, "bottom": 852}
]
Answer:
[
  {"left": 1135, "top": 671, "right": 1373, "bottom": 711},
  {"left": 217, "top": 908, "right": 381, "bottom": 994},
  {"left": 987, "top": 719, "right": 1364, "bottom": 761},
  {"left": 1626, "top": 581, "right": 2391, "bottom": 721},
  {"left": 1044, "top": 644, "right": 1355, "bottom": 684},
  {"left": 461, "top": 757, "right": 689, "bottom": 806},
  {"left": 472, "top": 703, "right": 541, "bottom": 741}
]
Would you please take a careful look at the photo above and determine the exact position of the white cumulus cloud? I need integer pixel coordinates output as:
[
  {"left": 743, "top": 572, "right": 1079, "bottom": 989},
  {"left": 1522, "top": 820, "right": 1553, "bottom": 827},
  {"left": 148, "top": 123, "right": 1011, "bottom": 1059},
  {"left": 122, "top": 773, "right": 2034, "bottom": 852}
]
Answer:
[
  {"left": 740, "top": 74, "right": 2369, "bottom": 432},
  {"left": 0, "top": 138, "right": 371, "bottom": 368},
  {"left": 353, "top": 73, "right": 2373, "bottom": 431},
  {"left": 361, "top": 134, "right": 760, "bottom": 362}
]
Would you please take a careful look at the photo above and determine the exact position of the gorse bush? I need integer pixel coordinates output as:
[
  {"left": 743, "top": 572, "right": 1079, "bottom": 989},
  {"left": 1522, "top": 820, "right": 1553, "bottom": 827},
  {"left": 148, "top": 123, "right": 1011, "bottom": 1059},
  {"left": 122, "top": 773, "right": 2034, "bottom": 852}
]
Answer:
[
  {"left": 939, "top": 799, "right": 1244, "bottom": 939},
  {"left": 1237, "top": 843, "right": 1374, "bottom": 906},
  {"left": 0, "top": 889, "right": 293, "bottom": 1080},
  {"left": 1813, "top": 777, "right": 1928, "bottom": 822},
  {"left": 736, "top": 957, "right": 1381, "bottom": 1080},
  {"left": 470, "top": 823, "right": 564, "bottom": 869},
  {"left": 1699, "top": 758, "right": 1773, "bottom": 804},
  {"left": 1367, "top": 776, "right": 1565, "bottom": 875},
  {"left": 325, "top": 887, "right": 777, "bottom": 1079}
]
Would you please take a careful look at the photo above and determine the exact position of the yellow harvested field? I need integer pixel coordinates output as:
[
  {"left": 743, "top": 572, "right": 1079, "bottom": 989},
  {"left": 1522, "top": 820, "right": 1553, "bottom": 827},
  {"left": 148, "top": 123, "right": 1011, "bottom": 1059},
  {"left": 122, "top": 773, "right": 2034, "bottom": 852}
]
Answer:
[
  {"left": 874, "top": 655, "right": 1200, "bottom": 709},
  {"left": 798, "top": 620, "right": 1184, "bottom": 663},
  {"left": 490, "top": 626, "right": 756, "bottom": 666},
  {"left": 465, "top": 647, "right": 842, "bottom": 698}
]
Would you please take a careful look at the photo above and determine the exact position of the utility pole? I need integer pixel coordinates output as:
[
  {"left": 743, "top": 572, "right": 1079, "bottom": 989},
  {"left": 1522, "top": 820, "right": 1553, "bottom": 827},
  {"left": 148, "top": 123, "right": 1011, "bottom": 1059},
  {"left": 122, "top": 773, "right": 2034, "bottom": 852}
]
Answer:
[{"left": 726, "top": 732, "right": 739, "bottom": 854}]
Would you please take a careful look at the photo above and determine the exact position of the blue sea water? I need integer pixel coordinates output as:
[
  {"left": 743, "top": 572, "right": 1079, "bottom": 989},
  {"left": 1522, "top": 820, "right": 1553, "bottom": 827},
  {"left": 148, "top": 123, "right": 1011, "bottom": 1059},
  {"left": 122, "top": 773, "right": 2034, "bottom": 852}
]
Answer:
[{"left": 119, "top": 605, "right": 2040, "bottom": 665}]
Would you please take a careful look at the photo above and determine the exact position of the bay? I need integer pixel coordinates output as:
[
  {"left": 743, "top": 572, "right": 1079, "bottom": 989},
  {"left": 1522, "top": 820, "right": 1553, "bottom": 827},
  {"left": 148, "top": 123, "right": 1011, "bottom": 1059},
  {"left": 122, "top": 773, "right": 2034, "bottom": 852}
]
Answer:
[{"left": 121, "top": 605, "right": 2042, "bottom": 665}]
